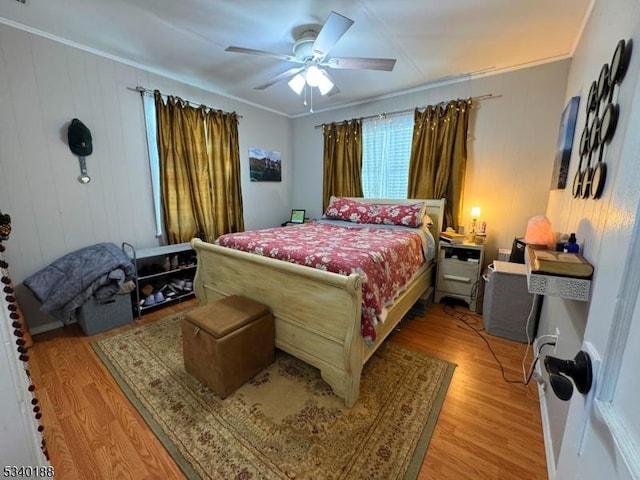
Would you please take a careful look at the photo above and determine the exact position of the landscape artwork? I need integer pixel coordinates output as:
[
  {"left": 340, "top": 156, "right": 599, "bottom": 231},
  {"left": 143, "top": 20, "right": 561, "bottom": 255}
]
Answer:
[
  {"left": 550, "top": 96, "right": 580, "bottom": 190},
  {"left": 249, "top": 148, "right": 282, "bottom": 182}
]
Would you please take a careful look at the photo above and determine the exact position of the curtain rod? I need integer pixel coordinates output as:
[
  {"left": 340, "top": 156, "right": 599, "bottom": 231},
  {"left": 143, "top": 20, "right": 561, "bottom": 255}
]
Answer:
[
  {"left": 313, "top": 93, "right": 496, "bottom": 129},
  {"left": 127, "top": 86, "right": 243, "bottom": 118}
]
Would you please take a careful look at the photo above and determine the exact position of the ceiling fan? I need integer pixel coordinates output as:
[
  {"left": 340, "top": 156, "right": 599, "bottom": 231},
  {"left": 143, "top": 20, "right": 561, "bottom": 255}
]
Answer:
[{"left": 225, "top": 11, "right": 396, "bottom": 97}]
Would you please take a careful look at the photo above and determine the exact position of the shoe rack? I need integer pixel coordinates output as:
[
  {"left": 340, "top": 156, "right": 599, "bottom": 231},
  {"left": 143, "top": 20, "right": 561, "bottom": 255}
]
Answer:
[{"left": 122, "top": 242, "right": 197, "bottom": 318}]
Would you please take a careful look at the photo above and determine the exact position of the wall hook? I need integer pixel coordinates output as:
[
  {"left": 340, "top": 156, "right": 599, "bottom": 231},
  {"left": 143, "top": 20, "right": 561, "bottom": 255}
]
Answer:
[{"left": 76, "top": 156, "right": 91, "bottom": 184}]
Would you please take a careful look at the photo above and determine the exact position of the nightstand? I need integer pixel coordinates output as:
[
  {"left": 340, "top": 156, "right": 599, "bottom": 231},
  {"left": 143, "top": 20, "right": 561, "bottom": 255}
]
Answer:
[{"left": 435, "top": 241, "right": 485, "bottom": 312}]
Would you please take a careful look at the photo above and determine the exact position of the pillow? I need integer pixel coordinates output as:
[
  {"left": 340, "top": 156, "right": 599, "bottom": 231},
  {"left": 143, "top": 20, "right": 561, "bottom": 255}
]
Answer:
[
  {"left": 323, "top": 197, "right": 371, "bottom": 223},
  {"left": 368, "top": 202, "right": 427, "bottom": 228}
]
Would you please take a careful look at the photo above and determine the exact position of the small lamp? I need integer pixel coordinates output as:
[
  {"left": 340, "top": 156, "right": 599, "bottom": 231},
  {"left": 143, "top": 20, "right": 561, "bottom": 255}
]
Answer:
[
  {"left": 470, "top": 206, "right": 481, "bottom": 233},
  {"left": 524, "top": 215, "right": 555, "bottom": 249}
]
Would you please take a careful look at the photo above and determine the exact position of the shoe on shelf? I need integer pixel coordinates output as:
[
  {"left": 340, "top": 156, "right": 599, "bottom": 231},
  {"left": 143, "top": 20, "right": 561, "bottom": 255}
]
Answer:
[
  {"left": 154, "top": 291, "right": 165, "bottom": 303},
  {"left": 184, "top": 280, "right": 193, "bottom": 291},
  {"left": 170, "top": 279, "right": 185, "bottom": 291},
  {"left": 141, "top": 284, "right": 154, "bottom": 297},
  {"left": 143, "top": 294, "right": 156, "bottom": 307}
]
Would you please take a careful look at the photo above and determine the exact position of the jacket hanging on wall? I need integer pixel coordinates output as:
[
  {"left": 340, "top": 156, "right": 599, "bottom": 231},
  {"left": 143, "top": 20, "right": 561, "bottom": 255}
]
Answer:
[{"left": 67, "top": 118, "right": 93, "bottom": 156}]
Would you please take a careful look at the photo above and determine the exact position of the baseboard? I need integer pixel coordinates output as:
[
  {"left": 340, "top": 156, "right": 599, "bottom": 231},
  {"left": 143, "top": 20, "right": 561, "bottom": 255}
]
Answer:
[
  {"left": 29, "top": 321, "right": 64, "bottom": 335},
  {"left": 536, "top": 363, "right": 556, "bottom": 480}
]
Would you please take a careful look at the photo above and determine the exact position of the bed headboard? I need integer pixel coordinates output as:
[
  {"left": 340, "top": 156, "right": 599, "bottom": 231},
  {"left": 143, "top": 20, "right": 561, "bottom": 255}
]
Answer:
[{"left": 345, "top": 197, "right": 446, "bottom": 241}]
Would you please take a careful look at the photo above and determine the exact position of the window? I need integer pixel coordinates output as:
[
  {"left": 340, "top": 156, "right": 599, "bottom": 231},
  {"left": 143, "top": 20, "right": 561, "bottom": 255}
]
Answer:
[
  {"left": 361, "top": 113, "right": 414, "bottom": 198},
  {"left": 141, "top": 94, "right": 162, "bottom": 236}
]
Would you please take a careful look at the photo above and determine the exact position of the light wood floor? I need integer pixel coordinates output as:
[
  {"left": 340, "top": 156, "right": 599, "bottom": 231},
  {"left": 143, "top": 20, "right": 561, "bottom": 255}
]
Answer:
[{"left": 27, "top": 299, "right": 547, "bottom": 479}]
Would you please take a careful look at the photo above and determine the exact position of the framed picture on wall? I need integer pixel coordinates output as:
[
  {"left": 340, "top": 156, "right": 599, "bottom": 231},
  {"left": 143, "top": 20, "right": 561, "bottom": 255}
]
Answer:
[
  {"left": 550, "top": 96, "right": 580, "bottom": 190},
  {"left": 249, "top": 147, "right": 281, "bottom": 182}
]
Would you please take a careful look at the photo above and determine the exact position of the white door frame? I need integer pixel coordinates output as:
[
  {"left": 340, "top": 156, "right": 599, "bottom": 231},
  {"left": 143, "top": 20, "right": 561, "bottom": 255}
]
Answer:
[{"left": 590, "top": 203, "right": 640, "bottom": 477}]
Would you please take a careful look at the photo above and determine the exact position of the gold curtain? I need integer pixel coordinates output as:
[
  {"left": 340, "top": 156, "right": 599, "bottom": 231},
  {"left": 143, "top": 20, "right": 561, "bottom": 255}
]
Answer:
[
  {"left": 155, "top": 91, "right": 243, "bottom": 244},
  {"left": 322, "top": 121, "right": 363, "bottom": 210},
  {"left": 408, "top": 99, "right": 471, "bottom": 229},
  {"left": 204, "top": 109, "right": 244, "bottom": 238}
]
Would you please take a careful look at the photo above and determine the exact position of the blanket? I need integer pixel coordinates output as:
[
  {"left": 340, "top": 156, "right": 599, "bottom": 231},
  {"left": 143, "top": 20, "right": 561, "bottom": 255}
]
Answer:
[
  {"left": 215, "top": 222, "right": 427, "bottom": 345},
  {"left": 23, "top": 242, "right": 135, "bottom": 324}
]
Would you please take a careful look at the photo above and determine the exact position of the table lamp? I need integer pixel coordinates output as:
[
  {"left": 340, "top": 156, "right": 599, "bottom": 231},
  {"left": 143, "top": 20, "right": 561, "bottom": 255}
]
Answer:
[
  {"left": 524, "top": 215, "right": 555, "bottom": 248},
  {"left": 470, "top": 206, "right": 481, "bottom": 234}
]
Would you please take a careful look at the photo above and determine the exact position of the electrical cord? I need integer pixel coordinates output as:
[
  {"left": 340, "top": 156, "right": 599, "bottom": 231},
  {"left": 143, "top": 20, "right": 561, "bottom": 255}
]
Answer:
[
  {"left": 521, "top": 293, "right": 543, "bottom": 382},
  {"left": 443, "top": 303, "right": 555, "bottom": 386}
]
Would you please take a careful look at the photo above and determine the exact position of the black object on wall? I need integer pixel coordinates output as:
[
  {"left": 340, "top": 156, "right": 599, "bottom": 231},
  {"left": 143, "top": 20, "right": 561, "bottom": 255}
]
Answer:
[
  {"left": 544, "top": 351, "right": 593, "bottom": 401},
  {"left": 67, "top": 118, "right": 93, "bottom": 184}
]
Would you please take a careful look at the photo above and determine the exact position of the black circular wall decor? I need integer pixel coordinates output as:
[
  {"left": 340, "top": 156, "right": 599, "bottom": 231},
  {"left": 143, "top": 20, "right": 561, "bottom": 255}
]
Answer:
[
  {"left": 587, "top": 80, "right": 598, "bottom": 113},
  {"left": 599, "top": 103, "right": 619, "bottom": 145},
  {"left": 609, "top": 40, "right": 626, "bottom": 87},
  {"left": 597, "top": 63, "right": 610, "bottom": 101},
  {"left": 590, "top": 146, "right": 607, "bottom": 199},
  {"left": 610, "top": 38, "right": 633, "bottom": 88},
  {"left": 589, "top": 116, "right": 600, "bottom": 153},
  {"left": 574, "top": 39, "right": 632, "bottom": 201},
  {"left": 579, "top": 124, "right": 590, "bottom": 156},
  {"left": 582, "top": 116, "right": 601, "bottom": 199}
]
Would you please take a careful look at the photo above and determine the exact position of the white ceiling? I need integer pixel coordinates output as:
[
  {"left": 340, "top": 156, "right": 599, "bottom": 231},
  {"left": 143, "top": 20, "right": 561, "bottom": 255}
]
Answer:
[{"left": 0, "top": 0, "right": 592, "bottom": 117}]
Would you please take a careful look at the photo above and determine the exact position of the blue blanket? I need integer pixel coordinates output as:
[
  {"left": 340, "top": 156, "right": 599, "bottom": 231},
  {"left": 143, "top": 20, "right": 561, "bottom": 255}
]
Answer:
[{"left": 24, "top": 242, "right": 135, "bottom": 324}]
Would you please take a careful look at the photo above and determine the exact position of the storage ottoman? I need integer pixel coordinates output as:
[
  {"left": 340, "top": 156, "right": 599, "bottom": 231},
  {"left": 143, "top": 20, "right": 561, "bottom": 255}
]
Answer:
[
  {"left": 181, "top": 295, "right": 274, "bottom": 398},
  {"left": 77, "top": 293, "right": 133, "bottom": 335}
]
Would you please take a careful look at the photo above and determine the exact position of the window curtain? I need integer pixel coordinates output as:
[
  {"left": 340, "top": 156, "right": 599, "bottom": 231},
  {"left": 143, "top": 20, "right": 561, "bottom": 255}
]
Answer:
[
  {"left": 204, "top": 109, "right": 244, "bottom": 237},
  {"left": 322, "top": 121, "right": 363, "bottom": 211},
  {"left": 154, "top": 91, "right": 243, "bottom": 244},
  {"left": 408, "top": 99, "right": 471, "bottom": 230}
]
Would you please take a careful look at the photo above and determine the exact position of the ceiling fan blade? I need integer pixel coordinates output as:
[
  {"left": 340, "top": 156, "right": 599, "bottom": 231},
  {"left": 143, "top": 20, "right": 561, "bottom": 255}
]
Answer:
[
  {"left": 225, "top": 46, "right": 301, "bottom": 63},
  {"left": 254, "top": 66, "right": 304, "bottom": 90},
  {"left": 312, "top": 11, "right": 354, "bottom": 59},
  {"left": 323, "top": 57, "right": 397, "bottom": 71}
]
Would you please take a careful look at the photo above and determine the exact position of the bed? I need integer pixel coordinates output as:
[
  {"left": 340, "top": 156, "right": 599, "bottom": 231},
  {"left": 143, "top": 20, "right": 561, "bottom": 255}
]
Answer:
[{"left": 190, "top": 198, "right": 445, "bottom": 407}]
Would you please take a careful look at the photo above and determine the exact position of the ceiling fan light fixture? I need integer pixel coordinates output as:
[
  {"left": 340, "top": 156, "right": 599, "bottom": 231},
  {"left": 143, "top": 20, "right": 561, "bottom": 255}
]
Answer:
[
  {"left": 305, "top": 65, "right": 323, "bottom": 87},
  {"left": 316, "top": 72, "right": 334, "bottom": 95},
  {"left": 288, "top": 74, "right": 306, "bottom": 95}
]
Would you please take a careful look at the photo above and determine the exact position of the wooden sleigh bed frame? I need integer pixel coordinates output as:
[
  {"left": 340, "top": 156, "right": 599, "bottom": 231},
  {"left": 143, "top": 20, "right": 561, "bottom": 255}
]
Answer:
[{"left": 191, "top": 198, "right": 445, "bottom": 407}]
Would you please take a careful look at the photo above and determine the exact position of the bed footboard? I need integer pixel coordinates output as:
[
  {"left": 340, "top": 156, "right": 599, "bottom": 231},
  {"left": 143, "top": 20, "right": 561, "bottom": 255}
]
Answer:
[{"left": 190, "top": 238, "right": 365, "bottom": 407}]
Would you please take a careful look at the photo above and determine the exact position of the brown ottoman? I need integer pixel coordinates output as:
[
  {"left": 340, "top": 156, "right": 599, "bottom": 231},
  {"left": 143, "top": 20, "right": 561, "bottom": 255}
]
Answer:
[{"left": 181, "top": 295, "right": 274, "bottom": 398}]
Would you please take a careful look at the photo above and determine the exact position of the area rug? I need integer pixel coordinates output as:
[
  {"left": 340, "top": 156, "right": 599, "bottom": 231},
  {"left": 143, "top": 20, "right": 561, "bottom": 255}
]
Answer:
[{"left": 92, "top": 312, "right": 455, "bottom": 480}]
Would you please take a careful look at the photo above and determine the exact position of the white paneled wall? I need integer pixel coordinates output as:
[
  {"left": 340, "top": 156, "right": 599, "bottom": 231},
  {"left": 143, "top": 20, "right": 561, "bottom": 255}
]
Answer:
[
  {"left": 0, "top": 23, "right": 293, "bottom": 330},
  {"left": 0, "top": 27, "right": 156, "bottom": 284}
]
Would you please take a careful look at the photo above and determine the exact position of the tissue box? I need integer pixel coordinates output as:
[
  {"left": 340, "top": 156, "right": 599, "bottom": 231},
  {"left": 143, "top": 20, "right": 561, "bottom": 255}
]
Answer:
[{"left": 77, "top": 294, "right": 133, "bottom": 335}]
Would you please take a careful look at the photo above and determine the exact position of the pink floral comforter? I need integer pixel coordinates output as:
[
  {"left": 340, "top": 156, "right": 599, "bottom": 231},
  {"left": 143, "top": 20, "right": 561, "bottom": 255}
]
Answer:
[{"left": 215, "top": 222, "right": 428, "bottom": 345}]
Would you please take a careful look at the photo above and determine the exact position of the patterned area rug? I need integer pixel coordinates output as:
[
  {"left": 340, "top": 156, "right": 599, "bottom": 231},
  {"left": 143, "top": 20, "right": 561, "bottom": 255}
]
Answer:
[{"left": 93, "top": 312, "right": 455, "bottom": 480}]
